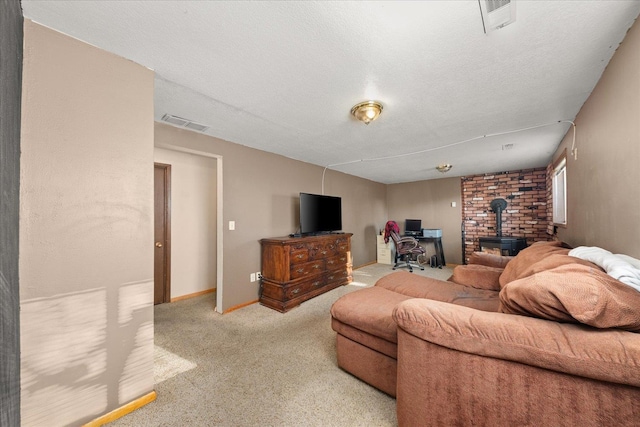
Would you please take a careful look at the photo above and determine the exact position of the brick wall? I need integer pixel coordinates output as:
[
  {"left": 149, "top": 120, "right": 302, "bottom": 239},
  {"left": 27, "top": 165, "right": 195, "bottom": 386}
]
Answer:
[
  {"left": 546, "top": 163, "right": 554, "bottom": 235},
  {"left": 461, "top": 167, "right": 551, "bottom": 262}
]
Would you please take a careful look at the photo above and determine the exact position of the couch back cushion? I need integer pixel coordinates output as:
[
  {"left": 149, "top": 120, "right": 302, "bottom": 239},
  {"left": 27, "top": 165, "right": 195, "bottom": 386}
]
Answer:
[
  {"left": 468, "top": 251, "right": 513, "bottom": 268},
  {"left": 449, "top": 264, "right": 503, "bottom": 291},
  {"left": 499, "top": 241, "right": 572, "bottom": 287},
  {"left": 499, "top": 263, "right": 640, "bottom": 332}
]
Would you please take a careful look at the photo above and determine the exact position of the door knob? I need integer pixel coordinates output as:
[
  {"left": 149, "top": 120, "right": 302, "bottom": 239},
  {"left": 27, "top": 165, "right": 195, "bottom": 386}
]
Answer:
[{"left": 155, "top": 242, "right": 163, "bottom": 248}]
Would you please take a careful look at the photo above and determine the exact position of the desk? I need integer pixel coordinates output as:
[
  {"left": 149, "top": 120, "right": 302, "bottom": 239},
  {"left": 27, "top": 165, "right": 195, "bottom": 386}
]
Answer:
[{"left": 409, "top": 235, "right": 445, "bottom": 268}]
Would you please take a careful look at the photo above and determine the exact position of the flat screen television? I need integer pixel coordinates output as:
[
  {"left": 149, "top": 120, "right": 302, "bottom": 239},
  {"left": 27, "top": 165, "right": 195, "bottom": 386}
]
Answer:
[
  {"left": 405, "top": 219, "right": 422, "bottom": 235},
  {"left": 299, "top": 193, "right": 342, "bottom": 235}
]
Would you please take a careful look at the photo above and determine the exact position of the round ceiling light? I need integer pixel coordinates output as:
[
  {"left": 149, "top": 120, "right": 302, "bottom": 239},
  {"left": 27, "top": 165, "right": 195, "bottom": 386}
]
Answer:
[
  {"left": 436, "top": 164, "right": 453, "bottom": 173},
  {"left": 350, "top": 101, "right": 383, "bottom": 125}
]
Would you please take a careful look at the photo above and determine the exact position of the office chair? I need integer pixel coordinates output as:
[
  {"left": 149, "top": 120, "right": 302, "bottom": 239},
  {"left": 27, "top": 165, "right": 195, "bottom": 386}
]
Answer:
[{"left": 389, "top": 229, "right": 426, "bottom": 273}]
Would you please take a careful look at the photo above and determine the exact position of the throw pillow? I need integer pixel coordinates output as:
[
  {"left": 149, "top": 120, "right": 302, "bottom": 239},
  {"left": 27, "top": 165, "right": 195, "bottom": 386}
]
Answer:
[
  {"left": 499, "top": 263, "right": 640, "bottom": 332},
  {"left": 569, "top": 246, "right": 640, "bottom": 292}
]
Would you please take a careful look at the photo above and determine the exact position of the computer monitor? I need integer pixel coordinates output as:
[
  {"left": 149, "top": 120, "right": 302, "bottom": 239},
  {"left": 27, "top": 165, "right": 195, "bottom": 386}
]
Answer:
[{"left": 405, "top": 219, "right": 422, "bottom": 235}]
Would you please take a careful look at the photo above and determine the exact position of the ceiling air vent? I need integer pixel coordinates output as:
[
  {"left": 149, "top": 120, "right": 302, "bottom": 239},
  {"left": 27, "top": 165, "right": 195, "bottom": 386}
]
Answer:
[
  {"left": 161, "top": 114, "right": 210, "bottom": 133},
  {"left": 479, "top": 0, "right": 516, "bottom": 33}
]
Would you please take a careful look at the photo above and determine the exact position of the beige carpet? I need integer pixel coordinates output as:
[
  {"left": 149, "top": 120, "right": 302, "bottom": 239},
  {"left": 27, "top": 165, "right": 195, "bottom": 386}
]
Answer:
[{"left": 108, "top": 263, "right": 454, "bottom": 426}]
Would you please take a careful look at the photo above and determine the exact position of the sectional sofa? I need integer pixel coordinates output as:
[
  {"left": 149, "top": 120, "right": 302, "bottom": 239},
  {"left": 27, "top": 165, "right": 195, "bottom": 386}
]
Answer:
[{"left": 330, "top": 241, "right": 640, "bottom": 426}]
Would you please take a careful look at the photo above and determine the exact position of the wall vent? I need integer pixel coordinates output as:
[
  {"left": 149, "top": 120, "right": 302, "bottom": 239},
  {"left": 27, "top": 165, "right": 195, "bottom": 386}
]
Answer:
[
  {"left": 479, "top": 0, "right": 516, "bottom": 33},
  {"left": 161, "top": 114, "right": 210, "bottom": 133}
]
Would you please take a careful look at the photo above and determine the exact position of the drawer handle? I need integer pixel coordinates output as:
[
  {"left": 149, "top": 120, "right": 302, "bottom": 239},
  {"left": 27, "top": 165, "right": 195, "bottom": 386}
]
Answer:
[
  {"left": 313, "top": 264, "right": 321, "bottom": 269},
  {"left": 296, "top": 254, "right": 304, "bottom": 259},
  {"left": 339, "top": 257, "right": 346, "bottom": 262},
  {"left": 296, "top": 268, "right": 305, "bottom": 273},
  {"left": 328, "top": 275, "right": 335, "bottom": 280},
  {"left": 313, "top": 281, "right": 322, "bottom": 287},
  {"left": 327, "top": 260, "right": 335, "bottom": 265},
  {"left": 292, "top": 288, "right": 300, "bottom": 294}
]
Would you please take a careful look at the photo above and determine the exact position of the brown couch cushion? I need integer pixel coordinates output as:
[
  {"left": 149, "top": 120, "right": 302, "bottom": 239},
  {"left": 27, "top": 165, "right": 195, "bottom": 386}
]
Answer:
[
  {"left": 499, "top": 263, "right": 640, "bottom": 332},
  {"left": 330, "top": 286, "right": 412, "bottom": 343},
  {"left": 468, "top": 251, "right": 513, "bottom": 268},
  {"left": 501, "top": 253, "right": 602, "bottom": 288},
  {"left": 375, "top": 271, "right": 500, "bottom": 312},
  {"left": 499, "top": 242, "right": 572, "bottom": 287},
  {"left": 449, "top": 264, "right": 503, "bottom": 291}
]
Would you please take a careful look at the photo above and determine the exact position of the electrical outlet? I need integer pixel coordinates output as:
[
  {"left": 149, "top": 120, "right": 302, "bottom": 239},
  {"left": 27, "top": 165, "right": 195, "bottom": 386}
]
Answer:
[
  {"left": 250, "top": 273, "right": 256, "bottom": 282},
  {"left": 256, "top": 271, "right": 262, "bottom": 280}
]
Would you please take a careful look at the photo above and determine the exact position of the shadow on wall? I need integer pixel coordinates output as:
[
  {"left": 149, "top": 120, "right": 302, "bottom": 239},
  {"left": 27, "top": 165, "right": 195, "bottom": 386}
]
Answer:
[{"left": 20, "top": 281, "right": 154, "bottom": 425}]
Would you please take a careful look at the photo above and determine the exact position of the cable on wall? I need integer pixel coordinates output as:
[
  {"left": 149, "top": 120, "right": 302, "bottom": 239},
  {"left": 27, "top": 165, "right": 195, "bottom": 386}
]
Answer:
[
  {"left": 567, "top": 121, "right": 577, "bottom": 160},
  {"left": 321, "top": 119, "right": 576, "bottom": 194}
]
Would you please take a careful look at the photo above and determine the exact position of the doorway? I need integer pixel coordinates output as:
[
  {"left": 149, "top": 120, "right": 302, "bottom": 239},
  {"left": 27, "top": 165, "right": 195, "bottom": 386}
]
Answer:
[
  {"left": 154, "top": 143, "right": 224, "bottom": 313},
  {"left": 154, "top": 163, "right": 171, "bottom": 304}
]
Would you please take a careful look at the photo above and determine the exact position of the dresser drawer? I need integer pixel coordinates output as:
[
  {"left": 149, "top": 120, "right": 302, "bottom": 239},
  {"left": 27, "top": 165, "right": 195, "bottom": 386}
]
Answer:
[
  {"left": 327, "top": 238, "right": 349, "bottom": 255},
  {"left": 284, "top": 276, "right": 325, "bottom": 300},
  {"left": 290, "top": 248, "right": 310, "bottom": 264},
  {"left": 325, "top": 254, "right": 349, "bottom": 269},
  {"left": 290, "top": 259, "right": 325, "bottom": 279},
  {"left": 326, "top": 267, "right": 351, "bottom": 286},
  {"left": 311, "top": 243, "right": 331, "bottom": 260}
]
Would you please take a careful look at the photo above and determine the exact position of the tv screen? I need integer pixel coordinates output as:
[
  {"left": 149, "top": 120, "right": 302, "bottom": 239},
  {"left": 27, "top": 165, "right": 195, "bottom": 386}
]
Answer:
[
  {"left": 405, "top": 219, "right": 422, "bottom": 234},
  {"left": 299, "top": 193, "right": 342, "bottom": 235}
]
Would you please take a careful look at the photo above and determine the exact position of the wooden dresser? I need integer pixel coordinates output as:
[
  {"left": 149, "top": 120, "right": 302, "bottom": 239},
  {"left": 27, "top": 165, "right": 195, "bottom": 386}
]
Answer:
[{"left": 260, "top": 233, "right": 352, "bottom": 312}]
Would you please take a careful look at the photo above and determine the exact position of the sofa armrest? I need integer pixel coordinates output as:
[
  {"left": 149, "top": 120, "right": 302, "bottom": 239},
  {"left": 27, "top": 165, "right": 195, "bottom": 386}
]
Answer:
[
  {"left": 392, "top": 298, "right": 640, "bottom": 387},
  {"left": 468, "top": 251, "right": 513, "bottom": 268}
]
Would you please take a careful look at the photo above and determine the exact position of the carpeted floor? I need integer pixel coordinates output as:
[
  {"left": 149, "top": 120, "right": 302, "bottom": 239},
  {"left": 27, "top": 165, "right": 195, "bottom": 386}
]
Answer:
[{"left": 108, "top": 263, "right": 454, "bottom": 426}]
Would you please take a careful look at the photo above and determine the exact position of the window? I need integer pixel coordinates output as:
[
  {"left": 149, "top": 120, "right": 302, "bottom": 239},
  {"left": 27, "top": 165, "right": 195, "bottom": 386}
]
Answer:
[{"left": 552, "top": 152, "right": 567, "bottom": 226}]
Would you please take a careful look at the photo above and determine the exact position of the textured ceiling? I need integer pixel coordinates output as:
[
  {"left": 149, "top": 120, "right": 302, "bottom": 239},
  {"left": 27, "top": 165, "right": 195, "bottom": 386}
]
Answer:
[{"left": 22, "top": 1, "right": 640, "bottom": 184}]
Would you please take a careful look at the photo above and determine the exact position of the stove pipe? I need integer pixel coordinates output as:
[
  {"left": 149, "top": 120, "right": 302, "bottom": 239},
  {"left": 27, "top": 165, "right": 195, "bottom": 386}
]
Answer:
[{"left": 489, "top": 198, "right": 508, "bottom": 237}]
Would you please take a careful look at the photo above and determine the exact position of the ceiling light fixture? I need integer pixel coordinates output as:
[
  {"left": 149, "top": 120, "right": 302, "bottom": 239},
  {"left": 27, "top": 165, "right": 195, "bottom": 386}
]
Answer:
[
  {"left": 350, "top": 101, "right": 383, "bottom": 125},
  {"left": 436, "top": 164, "right": 453, "bottom": 173}
]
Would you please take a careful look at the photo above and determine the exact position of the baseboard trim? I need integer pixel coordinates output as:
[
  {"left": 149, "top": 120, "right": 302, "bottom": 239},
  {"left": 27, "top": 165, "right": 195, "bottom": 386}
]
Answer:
[
  {"left": 82, "top": 391, "right": 156, "bottom": 427},
  {"left": 170, "top": 288, "right": 216, "bottom": 302},
  {"left": 354, "top": 261, "right": 377, "bottom": 269},
  {"left": 223, "top": 299, "right": 259, "bottom": 314}
]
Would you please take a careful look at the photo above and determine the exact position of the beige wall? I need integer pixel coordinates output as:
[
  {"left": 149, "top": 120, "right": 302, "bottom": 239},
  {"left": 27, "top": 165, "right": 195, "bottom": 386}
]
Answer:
[
  {"left": 155, "top": 123, "right": 388, "bottom": 311},
  {"left": 20, "top": 21, "right": 154, "bottom": 425},
  {"left": 154, "top": 148, "right": 217, "bottom": 299},
  {"left": 552, "top": 18, "right": 640, "bottom": 258},
  {"left": 387, "top": 177, "right": 463, "bottom": 264},
  {"left": 19, "top": 15, "right": 638, "bottom": 425}
]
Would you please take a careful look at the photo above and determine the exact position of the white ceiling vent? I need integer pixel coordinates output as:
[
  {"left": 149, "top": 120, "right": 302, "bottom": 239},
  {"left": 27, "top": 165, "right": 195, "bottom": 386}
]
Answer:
[
  {"left": 479, "top": 0, "right": 516, "bottom": 33},
  {"left": 161, "top": 114, "right": 209, "bottom": 133}
]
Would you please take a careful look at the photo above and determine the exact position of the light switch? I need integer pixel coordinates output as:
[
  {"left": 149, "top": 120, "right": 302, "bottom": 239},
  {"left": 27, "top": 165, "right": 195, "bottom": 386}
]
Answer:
[
  {"left": 229, "top": 220, "right": 235, "bottom": 230},
  {"left": 451, "top": 202, "right": 457, "bottom": 208}
]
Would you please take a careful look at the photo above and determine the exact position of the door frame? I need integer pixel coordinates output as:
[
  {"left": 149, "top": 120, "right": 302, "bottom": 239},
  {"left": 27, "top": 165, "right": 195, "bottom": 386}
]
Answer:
[
  {"left": 155, "top": 143, "right": 224, "bottom": 314},
  {"left": 154, "top": 162, "right": 172, "bottom": 304}
]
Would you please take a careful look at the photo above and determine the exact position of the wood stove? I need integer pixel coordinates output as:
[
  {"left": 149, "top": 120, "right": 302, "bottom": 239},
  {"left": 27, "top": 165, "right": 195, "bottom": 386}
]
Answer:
[{"left": 479, "top": 198, "right": 527, "bottom": 256}]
